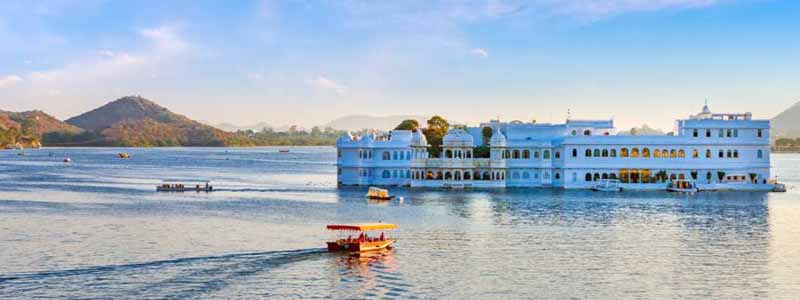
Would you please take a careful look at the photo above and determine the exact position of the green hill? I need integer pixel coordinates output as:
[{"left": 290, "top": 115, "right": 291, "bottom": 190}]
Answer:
[{"left": 0, "top": 110, "right": 82, "bottom": 148}]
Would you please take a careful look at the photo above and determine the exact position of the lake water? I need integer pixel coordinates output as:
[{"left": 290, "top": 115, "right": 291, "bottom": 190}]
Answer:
[{"left": 1, "top": 147, "right": 799, "bottom": 299}]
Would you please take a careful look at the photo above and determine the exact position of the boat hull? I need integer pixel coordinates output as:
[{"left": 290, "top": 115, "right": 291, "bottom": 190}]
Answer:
[
  {"left": 327, "top": 239, "right": 396, "bottom": 253},
  {"left": 366, "top": 195, "right": 394, "bottom": 201},
  {"left": 156, "top": 187, "right": 213, "bottom": 192},
  {"left": 667, "top": 188, "right": 698, "bottom": 193}
]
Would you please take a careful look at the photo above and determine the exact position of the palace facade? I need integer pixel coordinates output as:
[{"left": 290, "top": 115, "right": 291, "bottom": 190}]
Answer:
[{"left": 336, "top": 105, "right": 773, "bottom": 191}]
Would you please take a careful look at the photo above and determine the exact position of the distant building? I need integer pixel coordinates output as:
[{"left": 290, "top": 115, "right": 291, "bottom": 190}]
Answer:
[{"left": 336, "top": 105, "right": 772, "bottom": 191}]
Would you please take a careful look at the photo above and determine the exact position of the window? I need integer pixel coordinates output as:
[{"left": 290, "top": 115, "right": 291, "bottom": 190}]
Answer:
[
  {"left": 654, "top": 149, "right": 661, "bottom": 158},
  {"left": 572, "top": 149, "right": 578, "bottom": 157},
  {"left": 555, "top": 173, "right": 560, "bottom": 180},
  {"left": 610, "top": 149, "right": 617, "bottom": 157},
  {"left": 693, "top": 129, "right": 698, "bottom": 137},
  {"left": 718, "top": 129, "right": 724, "bottom": 137},
  {"left": 706, "top": 149, "right": 712, "bottom": 158},
  {"left": 678, "top": 150, "right": 685, "bottom": 158},
  {"left": 393, "top": 170, "right": 398, "bottom": 178},
  {"left": 733, "top": 150, "right": 739, "bottom": 158},
  {"left": 733, "top": 129, "right": 738, "bottom": 137},
  {"left": 706, "top": 129, "right": 711, "bottom": 137},
  {"left": 758, "top": 129, "right": 763, "bottom": 138},
  {"left": 727, "top": 150, "right": 732, "bottom": 158},
  {"left": 543, "top": 150, "right": 551, "bottom": 159},
  {"left": 692, "top": 149, "right": 699, "bottom": 158},
  {"left": 621, "top": 148, "right": 629, "bottom": 157},
  {"left": 534, "top": 151, "right": 540, "bottom": 159},
  {"left": 602, "top": 149, "right": 608, "bottom": 157},
  {"left": 382, "top": 151, "right": 390, "bottom": 160},
  {"left": 593, "top": 149, "right": 600, "bottom": 157},
  {"left": 719, "top": 150, "right": 724, "bottom": 158},
  {"left": 726, "top": 129, "right": 732, "bottom": 138},
  {"left": 670, "top": 150, "right": 677, "bottom": 158},
  {"left": 584, "top": 130, "right": 591, "bottom": 136},
  {"left": 585, "top": 173, "right": 592, "bottom": 182},
  {"left": 555, "top": 151, "right": 560, "bottom": 159},
  {"left": 393, "top": 151, "right": 398, "bottom": 160},
  {"left": 382, "top": 170, "right": 391, "bottom": 178},
  {"left": 642, "top": 148, "right": 650, "bottom": 158},
  {"left": 585, "top": 149, "right": 592, "bottom": 157},
  {"left": 631, "top": 148, "right": 640, "bottom": 158},
  {"left": 523, "top": 150, "right": 530, "bottom": 159},
  {"left": 757, "top": 150, "right": 763, "bottom": 159},
  {"left": 571, "top": 130, "right": 577, "bottom": 136},
  {"left": 522, "top": 172, "right": 530, "bottom": 179},
  {"left": 512, "top": 150, "right": 520, "bottom": 159}
]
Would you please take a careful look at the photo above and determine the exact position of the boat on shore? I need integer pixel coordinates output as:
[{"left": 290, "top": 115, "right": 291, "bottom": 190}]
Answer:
[
  {"left": 326, "top": 223, "right": 397, "bottom": 253},
  {"left": 156, "top": 180, "right": 213, "bottom": 192},
  {"left": 366, "top": 187, "right": 394, "bottom": 200},
  {"left": 118, "top": 153, "right": 131, "bottom": 159},
  {"left": 667, "top": 180, "right": 698, "bottom": 193},
  {"left": 591, "top": 179, "right": 622, "bottom": 192}
]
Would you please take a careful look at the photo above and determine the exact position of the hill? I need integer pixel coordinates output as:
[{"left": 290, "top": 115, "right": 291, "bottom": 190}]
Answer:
[
  {"left": 324, "top": 115, "right": 428, "bottom": 131},
  {"left": 772, "top": 101, "right": 800, "bottom": 138},
  {"left": 0, "top": 110, "right": 82, "bottom": 148},
  {"left": 617, "top": 124, "right": 666, "bottom": 136},
  {"left": 61, "top": 96, "right": 252, "bottom": 147}
]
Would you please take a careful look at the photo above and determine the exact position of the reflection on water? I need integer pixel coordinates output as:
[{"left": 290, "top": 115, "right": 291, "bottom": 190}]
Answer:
[{"left": 0, "top": 148, "right": 799, "bottom": 299}]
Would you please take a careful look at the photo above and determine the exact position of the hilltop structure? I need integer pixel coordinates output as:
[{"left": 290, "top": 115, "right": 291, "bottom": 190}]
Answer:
[{"left": 336, "top": 105, "right": 773, "bottom": 191}]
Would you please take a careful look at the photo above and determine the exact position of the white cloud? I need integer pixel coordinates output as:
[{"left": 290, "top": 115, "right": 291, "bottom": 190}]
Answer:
[
  {"left": 0, "top": 75, "right": 23, "bottom": 88},
  {"left": 471, "top": 48, "right": 489, "bottom": 58},
  {"left": 309, "top": 76, "right": 348, "bottom": 95},
  {"left": 540, "top": 0, "right": 724, "bottom": 19},
  {"left": 140, "top": 25, "right": 188, "bottom": 53}
]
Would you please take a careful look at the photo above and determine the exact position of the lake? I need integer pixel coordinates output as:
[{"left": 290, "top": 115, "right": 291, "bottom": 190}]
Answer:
[{"left": 1, "top": 147, "right": 799, "bottom": 299}]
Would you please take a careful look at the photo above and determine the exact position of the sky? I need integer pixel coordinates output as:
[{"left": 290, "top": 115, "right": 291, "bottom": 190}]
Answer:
[{"left": 0, "top": 0, "right": 798, "bottom": 131}]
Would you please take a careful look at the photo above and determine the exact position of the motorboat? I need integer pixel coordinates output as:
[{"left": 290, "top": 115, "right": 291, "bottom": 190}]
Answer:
[
  {"left": 366, "top": 187, "right": 394, "bottom": 200},
  {"left": 591, "top": 179, "right": 622, "bottom": 192},
  {"left": 118, "top": 153, "right": 131, "bottom": 159},
  {"left": 63, "top": 157, "right": 72, "bottom": 163},
  {"left": 326, "top": 223, "right": 397, "bottom": 253},
  {"left": 667, "top": 180, "right": 698, "bottom": 193},
  {"left": 156, "top": 180, "right": 213, "bottom": 192},
  {"left": 772, "top": 183, "right": 787, "bottom": 193}
]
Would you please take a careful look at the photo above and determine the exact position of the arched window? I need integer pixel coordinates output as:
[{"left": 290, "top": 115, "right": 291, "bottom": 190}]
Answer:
[
  {"left": 555, "top": 151, "right": 560, "bottom": 159},
  {"left": 585, "top": 149, "right": 592, "bottom": 157},
  {"left": 706, "top": 149, "right": 712, "bottom": 158},
  {"left": 621, "top": 148, "right": 629, "bottom": 157},
  {"left": 692, "top": 149, "right": 698, "bottom": 158},
  {"left": 445, "top": 150, "right": 452, "bottom": 158},
  {"left": 734, "top": 129, "right": 738, "bottom": 137},
  {"left": 504, "top": 150, "right": 510, "bottom": 159},
  {"left": 602, "top": 149, "right": 608, "bottom": 157},
  {"left": 522, "top": 171, "right": 530, "bottom": 179},
  {"left": 445, "top": 172, "right": 452, "bottom": 180},
  {"left": 382, "top": 151, "right": 391, "bottom": 160},
  {"left": 583, "top": 130, "right": 591, "bottom": 136},
  {"left": 678, "top": 150, "right": 686, "bottom": 158},
  {"left": 512, "top": 150, "right": 520, "bottom": 159},
  {"left": 727, "top": 150, "right": 732, "bottom": 158},
  {"left": 534, "top": 151, "right": 540, "bottom": 159},
  {"left": 522, "top": 150, "right": 530, "bottom": 159},
  {"left": 610, "top": 149, "right": 617, "bottom": 157},
  {"left": 543, "top": 150, "right": 551, "bottom": 159},
  {"left": 654, "top": 149, "right": 661, "bottom": 158},
  {"left": 726, "top": 129, "right": 732, "bottom": 138},
  {"left": 464, "top": 172, "right": 471, "bottom": 180},
  {"left": 602, "top": 173, "right": 609, "bottom": 179},
  {"left": 642, "top": 148, "right": 650, "bottom": 158},
  {"left": 571, "top": 130, "right": 577, "bottom": 136},
  {"left": 693, "top": 129, "right": 698, "bottom": 137},
  {"left": 393, "top": 151, "right": 398, "bottom": 160},
  {"left": 382, "top": 170, "right": 391, "bottom": 178},
  {"left": 670, "top": 150, "right": 677, "bottom": 158},
  {"left": 594, "top": 173, "right": 600, "bottom": 181},
  {"left": 406, "top": 170, "right": 411, "bottom": 178},
  {"left": 466, "top": 151, "right": 472, "bottom": 158},
  {"left": 512, "top": 172, "right": 520, "bottom": 179},
  {"left": 392, "top": 170, "right": 398, "bottom": 178},
  {"left": 662, "top": 149, "right": 669, "bottom": 158},
  {"left": 733, "top": 150, "right": 739, "bottom": 158},
  {"left": 572, "top": 149, "right": 578, "bottom": 157},
  {"left": 719, "top": 150, "right": 724, "bottom": 158},
  {"left": 757, "top": 150, "right": 763, "bottom": 158},
  {"left": 631, "top": 148, "right": 640, "bottom": 158},
  {"left": 454, "top": 172, "right": 461, "bottom": 181},
  {"left": 670, "top": 174, "right": 677, "bottom": 181},
  {"left": 593, "top": 149, "right": 600, "bottom": 157},
  {"left": 585, "top": 173, "right": 592, "bottom": 182},
  {"left": 483, "top": 172, "right": 491, "bottom": 180},
  {"left": 555, "top": 172, "right": 560, "bottom": 180},
  {"left": 706, "top": 129, "right": 711, "bottom": 137}
]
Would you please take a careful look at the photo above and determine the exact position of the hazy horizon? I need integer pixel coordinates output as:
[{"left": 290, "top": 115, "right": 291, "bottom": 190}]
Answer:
[{"left": 1, "top": 0, "right": 798, "bottom": 131}]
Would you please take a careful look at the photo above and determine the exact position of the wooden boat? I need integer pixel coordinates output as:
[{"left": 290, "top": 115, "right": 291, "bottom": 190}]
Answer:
[
  {"left": 279, "top": 149, "right": 290, "bottom": 153},
  {"left": 118, "top": 153, "right": 131, "bottom": 159},
  {"left": 326, "top": 223, "right": 397, "bottom": 253},
  {"left": 156, "top": 180, "right": 213, "bottom": 192},
  {"left": 667, "top": 180, "right": 698, "bottom": 193},
  {"left": 591, "top": 179, "right": 622, "bottom": 192},
  {"left": 366, "top": 187, "right": 394, "bottom": 200}
]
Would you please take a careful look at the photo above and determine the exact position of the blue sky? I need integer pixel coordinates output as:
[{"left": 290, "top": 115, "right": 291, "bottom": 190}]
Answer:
[{"left": 1, "top": 0, "right": 798, "bottom": 130}]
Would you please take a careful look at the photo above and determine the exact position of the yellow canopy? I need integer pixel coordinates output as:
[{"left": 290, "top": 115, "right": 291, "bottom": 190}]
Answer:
[{"left": 326, "top": 223, "right": 398, "bottom": 231}]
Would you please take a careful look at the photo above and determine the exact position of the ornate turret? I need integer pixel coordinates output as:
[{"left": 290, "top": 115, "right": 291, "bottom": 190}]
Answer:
[
  {"left": 489, "top": 128, "right": 507, "bottom": 147},
  {"left": 442, "top": 128, "right": 474, "bottom": 147},
  {"left": 411, "top": 130, "right": 428, "bottom": 147}
]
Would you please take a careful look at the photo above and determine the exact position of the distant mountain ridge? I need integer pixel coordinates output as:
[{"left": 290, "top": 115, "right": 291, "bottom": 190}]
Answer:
[
  {"left": 0, "top": 110, "right": 82, "bottom": 135},
  {"left": 772, "top": 101, "right": 800, "bottom": 138},
  {"left": 324, "top": 115, "right": 429, "bottom": 131}
]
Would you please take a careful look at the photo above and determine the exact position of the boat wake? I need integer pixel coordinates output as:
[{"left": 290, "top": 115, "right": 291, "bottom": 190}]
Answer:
[{"left": 0, "top": 248, "right": 327, "bottom": 299}]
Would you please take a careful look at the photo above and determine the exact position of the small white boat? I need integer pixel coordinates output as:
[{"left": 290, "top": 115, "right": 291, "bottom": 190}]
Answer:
[
  {"left": 366, "top": 187, "right": 394, "bottom": 200},
  {"left": 63, "top": 157, "right": 72, "bottom": 163},
  {"left": 772, "top": 183, "right": 787, "bottom": 193},
  {"left": 667, "top": 180, "right": 698, "bottom": 193},
  {"left": 591, "top": 179, "right": 621, "bottom": 192}
]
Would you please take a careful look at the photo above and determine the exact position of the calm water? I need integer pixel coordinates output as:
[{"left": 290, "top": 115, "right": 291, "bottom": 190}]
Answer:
[{"left": 1, "top": 147, "right": 799, "bottom": 299}]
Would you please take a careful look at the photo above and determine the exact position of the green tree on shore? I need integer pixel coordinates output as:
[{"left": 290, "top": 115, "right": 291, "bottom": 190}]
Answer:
[
  {"left": 423, "top": 115, "right": 449, "bottom": 158},
  {"left": 394, "top": 119, "right": 420, "bottom": 131}
]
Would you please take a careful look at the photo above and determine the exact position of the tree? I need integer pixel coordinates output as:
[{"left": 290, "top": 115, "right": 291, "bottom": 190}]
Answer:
[
  {"left": 717, "top": 171, "right": 726, "bottom": 182},
  {"left": 422, "top": 115, "right": 449, "bottom": 157},
  {"left": 481, "top": 127, "right": 493, "bottom": 145},
  {"left": 690, "top": 171, "right": 698, "bottom": 181},
  {"left": 394, "top": 119, "right": 419, "bottom": 131}
]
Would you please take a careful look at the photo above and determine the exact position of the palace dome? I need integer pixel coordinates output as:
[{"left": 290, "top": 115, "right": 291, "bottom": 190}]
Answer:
[
  {"left": 411, "top": 130, "right": 428, "bottom": 146},
  {"left": 443, "top": 128, "right": 474, "bottom": 147},
  {"left": 489, "top": 128, "right": 507, "bottom": 147}
]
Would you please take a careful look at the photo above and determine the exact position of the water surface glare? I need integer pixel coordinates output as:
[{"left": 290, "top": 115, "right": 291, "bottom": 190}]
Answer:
[{"left": 1, "top": 148, "right": 799, "bottom": 299}]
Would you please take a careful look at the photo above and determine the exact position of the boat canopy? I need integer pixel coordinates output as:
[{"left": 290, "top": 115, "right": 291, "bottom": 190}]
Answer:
[{"left": 326, "top": 223, "right": 398, "bottom": 231}]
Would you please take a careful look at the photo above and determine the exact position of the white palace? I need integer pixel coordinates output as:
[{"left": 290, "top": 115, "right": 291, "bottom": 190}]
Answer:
[{"left": 336, "top": 105, "right": 774, "bottom": 191}]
